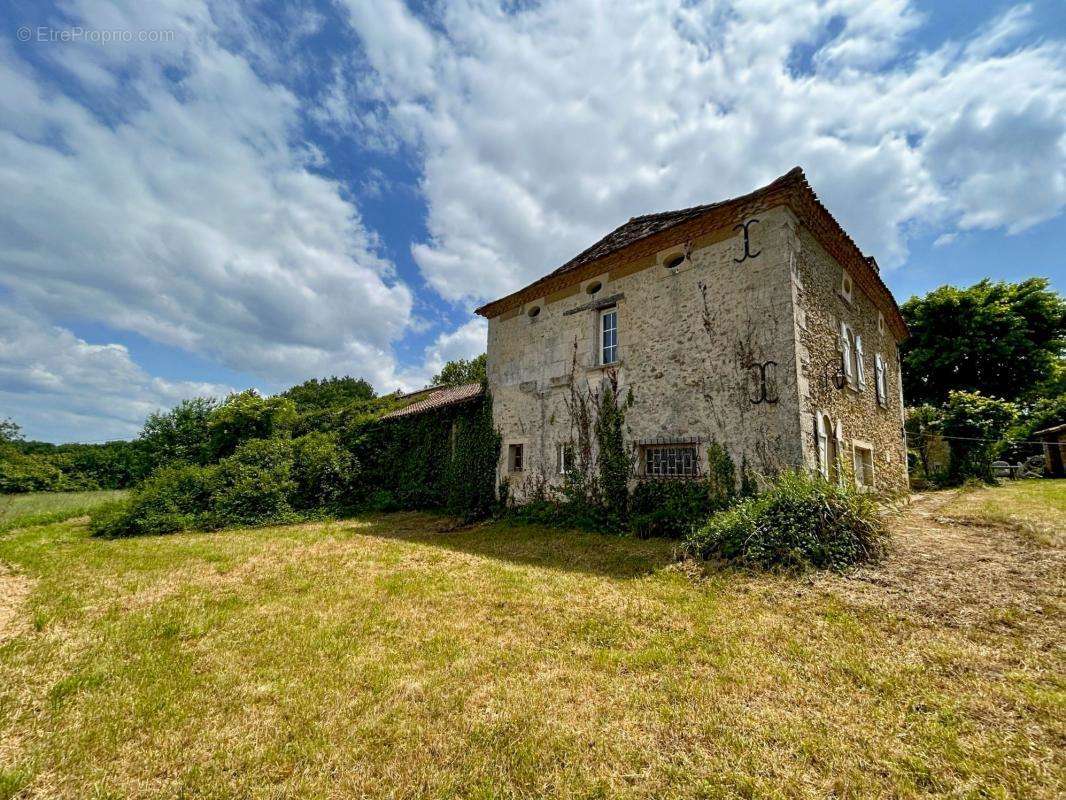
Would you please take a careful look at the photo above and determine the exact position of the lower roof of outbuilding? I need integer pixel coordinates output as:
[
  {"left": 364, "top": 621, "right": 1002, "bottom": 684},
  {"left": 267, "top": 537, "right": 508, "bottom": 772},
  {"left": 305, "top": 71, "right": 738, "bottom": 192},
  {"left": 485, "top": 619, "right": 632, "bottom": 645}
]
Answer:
[{"left": 381, "top": 382, "right": 484, "bottom": 421}]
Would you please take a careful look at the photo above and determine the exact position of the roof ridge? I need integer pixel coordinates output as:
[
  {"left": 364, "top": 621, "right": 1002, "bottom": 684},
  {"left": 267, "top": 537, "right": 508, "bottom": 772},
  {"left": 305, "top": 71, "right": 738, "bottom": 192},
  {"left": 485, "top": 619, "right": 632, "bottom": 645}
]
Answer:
[{"left": 627, "top": 168, "right": 806, "bottom": 225}]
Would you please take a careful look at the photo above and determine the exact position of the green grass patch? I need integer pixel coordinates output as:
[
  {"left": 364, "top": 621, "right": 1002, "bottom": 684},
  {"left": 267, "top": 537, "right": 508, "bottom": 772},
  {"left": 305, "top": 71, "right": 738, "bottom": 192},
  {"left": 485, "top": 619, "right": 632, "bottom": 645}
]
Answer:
[
  {"left": 940, "top": 478, "right": 1066, "bottom": 544},
  {"left": 0, "top": 490, "right": 128, "bottom": 532},
  {"left": 0, "top": 486, "right": 1062, "bottom": 798}
]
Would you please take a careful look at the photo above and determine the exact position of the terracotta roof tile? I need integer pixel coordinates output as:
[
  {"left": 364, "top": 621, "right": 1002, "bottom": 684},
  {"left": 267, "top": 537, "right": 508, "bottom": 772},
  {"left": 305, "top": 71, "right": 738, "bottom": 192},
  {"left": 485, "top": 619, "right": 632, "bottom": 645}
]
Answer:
[
  {"left": 382, "top": 382, "right": 484, "bottom": 420},
  {"left": 545, "top": 169, "right": 801, "bottom": 281},
  {"left": 473, "top": 167, "right": 908, "bottom": 341}
]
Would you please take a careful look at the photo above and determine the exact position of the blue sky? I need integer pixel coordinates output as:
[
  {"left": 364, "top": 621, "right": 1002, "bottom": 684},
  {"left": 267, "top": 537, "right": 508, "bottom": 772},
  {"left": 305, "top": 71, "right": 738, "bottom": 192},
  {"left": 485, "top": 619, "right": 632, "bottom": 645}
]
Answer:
[{"left": 0, "top": 0, "right": 1063, "bottom": 442}]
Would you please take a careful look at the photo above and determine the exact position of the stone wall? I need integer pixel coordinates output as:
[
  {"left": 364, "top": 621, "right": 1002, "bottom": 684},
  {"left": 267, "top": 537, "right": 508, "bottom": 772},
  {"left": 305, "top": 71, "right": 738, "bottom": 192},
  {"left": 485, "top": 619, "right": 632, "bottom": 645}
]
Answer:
[
  {"left": 792, "top": 226, "right": 909, "bottom": 492},
  {"left": 486, "top": 205, "right": 811, "bottom": 499}
]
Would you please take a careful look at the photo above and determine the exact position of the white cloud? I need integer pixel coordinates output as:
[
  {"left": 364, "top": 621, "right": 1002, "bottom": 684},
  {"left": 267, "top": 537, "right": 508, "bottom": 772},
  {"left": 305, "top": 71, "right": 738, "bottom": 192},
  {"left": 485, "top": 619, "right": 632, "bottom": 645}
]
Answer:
[
  {"left": 0, "top": 0, "right": 414, "bottom": 392},
  {"left": 0, "top": 303, "right": 233, "bottom": 442},
  {"left": 337, "top": 0, "right": 1066, "bottom": 304},
  {"left": 421, "top": 318, "right": 487, "bottom": 382}
]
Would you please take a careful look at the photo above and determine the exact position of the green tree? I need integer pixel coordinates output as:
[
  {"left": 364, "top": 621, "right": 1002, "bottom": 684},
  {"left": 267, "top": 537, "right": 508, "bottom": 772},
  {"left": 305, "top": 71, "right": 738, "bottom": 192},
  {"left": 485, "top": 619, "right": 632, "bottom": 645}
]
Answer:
[
  {"left": 431, "top": 354, "right": 487, "bottom": 387},
  {"left": 140, "top": 398, "right": 219, "bottom": 473},
  {"left": 0, "top": 417, "right": 21, "bottom": 448},
  {"left": 940, "top": 391, "right": 1018, "bottom": 482},
  {"left": 207, "top": 391, "right": 297, "bottom": 460},
  {"left": 900, "top": 278, "right": 1065, "bottom": 406},
  {"left": 594, "top": 378, "right": 634, "bottom": 525},
  {"left": 282, "top": 376, "right": 376, "bottom": 414},
  {"left": 904, "top": 404, "right": 944, "bottom": 478}
]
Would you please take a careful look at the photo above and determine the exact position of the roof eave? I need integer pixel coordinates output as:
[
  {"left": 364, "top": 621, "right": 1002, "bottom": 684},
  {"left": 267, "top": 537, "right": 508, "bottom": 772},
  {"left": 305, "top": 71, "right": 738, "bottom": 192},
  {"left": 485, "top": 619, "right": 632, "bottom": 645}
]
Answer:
[{"left": 474, "top": 167, "right": 908, "bottom": 342}]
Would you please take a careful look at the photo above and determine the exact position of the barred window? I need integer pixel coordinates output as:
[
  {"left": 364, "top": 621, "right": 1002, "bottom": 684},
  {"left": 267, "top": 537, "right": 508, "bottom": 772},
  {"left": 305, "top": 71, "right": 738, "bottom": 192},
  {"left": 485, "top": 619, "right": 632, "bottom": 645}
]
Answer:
[{"left": 642, "top": 445, "right": 700, "bottom": 477}]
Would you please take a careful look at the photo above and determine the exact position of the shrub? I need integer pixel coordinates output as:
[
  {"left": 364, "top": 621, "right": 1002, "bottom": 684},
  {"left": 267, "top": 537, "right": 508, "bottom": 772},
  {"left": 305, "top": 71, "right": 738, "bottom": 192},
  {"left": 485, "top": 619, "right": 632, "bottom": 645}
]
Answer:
[
  {"left": 365, "top": 489, "right": 398, "bottom": 513},
  {"left": 940, "top": 391, "right": 1018, "bottom": 483},
  {"left": 207, "top": 390, "right": 297, "bottom": 460},
  {"left": 444, "top": 391, "right": 501, "bottom": 521},
  {"left": 290, "top": 432, "right": 355, "bottom": 510},
  {"left": 210, "top": 438, "right": 296, "bottom": 527},
  {"left": 91, "top": 463, "right": 215, "bottom": 537},
  {"left": 0, "top": 452, "right": 64, "bottom": 493},
  {"left": 627, "top": 443, "right": 739, "bottom": 539},
  {"left": 87, "top": 499, "right": 136, "bottom": 538},
  {"left": 630, "top": 479, "right": 723, "bottom": 540},
  {"left": 683, "top": 471, "right": 887, "bottom": 571}
]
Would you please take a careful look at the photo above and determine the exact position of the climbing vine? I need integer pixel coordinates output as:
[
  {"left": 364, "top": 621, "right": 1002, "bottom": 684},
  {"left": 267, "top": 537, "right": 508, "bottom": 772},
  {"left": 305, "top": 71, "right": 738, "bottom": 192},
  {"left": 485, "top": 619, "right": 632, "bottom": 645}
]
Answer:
[{"left": 351, "top": 387, "right": 501, "bottom": 520}]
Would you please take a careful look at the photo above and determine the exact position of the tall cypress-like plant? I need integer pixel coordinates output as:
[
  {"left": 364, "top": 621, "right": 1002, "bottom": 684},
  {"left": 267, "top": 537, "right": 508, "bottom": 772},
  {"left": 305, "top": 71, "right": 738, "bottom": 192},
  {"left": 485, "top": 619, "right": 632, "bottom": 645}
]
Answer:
[{"left": 594, "top": 377, "right": 633, "bottom": 525}]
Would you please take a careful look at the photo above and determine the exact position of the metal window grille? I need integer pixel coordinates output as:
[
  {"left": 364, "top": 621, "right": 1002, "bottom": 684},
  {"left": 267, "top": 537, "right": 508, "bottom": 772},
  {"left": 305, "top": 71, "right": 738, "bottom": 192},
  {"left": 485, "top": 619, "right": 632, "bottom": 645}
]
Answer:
[{"left": 642, "top": 445, "right": 700, "bottom": 477}]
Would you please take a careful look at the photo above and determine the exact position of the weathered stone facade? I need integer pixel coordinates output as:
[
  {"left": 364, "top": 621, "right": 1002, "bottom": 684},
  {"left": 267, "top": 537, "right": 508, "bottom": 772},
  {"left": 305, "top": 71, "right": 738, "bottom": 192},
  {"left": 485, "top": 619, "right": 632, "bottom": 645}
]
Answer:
[
  {"left": 478, "top": 169, "right": 908, "bottom": 497},
  {"left": 793, "top": 227, "right": 909, "bottom": 492}
]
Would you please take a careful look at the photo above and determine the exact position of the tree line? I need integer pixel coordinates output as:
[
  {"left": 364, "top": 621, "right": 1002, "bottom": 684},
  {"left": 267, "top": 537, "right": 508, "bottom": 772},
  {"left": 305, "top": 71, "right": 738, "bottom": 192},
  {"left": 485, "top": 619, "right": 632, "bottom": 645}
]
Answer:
[{"left": 1, "top": 277, "right": 1061, "bottom": 494}]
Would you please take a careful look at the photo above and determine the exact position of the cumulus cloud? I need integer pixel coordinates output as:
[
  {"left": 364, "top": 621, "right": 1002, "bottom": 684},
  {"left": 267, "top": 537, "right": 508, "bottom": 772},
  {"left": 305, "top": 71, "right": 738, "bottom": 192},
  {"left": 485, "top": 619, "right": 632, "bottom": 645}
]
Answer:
[
  {"left": 336, "top": 0, "right": 1066, "bottom": 304},
  {"left": 421, "top": 318, "right": 487, "bottom": 382},
  {"left": 0, "top": 303, "right": 233, "bottom": 442},
  {"left": 0, "top": 0, "right": 413, "bottom": 390}
]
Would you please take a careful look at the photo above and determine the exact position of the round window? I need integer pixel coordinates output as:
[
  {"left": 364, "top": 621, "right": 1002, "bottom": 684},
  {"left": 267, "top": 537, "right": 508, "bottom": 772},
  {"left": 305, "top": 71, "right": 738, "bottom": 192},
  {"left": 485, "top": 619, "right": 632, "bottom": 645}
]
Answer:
[
  {"left": 664, "top": 254, "right": 685, "bottom": 270},
  {"left": 527, "top": 306, "right": 541, "bottom": 318},
  {"left": 586, "top": 281, "right": 602, "bottom": 295}
]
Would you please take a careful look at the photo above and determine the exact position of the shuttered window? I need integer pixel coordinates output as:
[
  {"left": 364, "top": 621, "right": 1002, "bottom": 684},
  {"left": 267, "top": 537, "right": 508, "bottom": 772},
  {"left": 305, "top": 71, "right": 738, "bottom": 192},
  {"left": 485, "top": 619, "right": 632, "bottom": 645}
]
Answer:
[
  {"left": 855, "top": 334, "right": 866, "bottom": 390},
  {"left": 875, "top": 354, "right": 887, "bottom": 406}
]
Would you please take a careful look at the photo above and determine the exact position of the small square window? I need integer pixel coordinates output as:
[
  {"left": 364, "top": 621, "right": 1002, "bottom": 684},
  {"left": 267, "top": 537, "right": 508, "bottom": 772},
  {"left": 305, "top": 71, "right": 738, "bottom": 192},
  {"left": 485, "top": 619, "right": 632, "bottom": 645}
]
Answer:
[
  {"left": 508, "top": 443, "right": 524, "bottom": 473},
  {"left": 853, "top": 445, "right": 874, "bottom": 488}
]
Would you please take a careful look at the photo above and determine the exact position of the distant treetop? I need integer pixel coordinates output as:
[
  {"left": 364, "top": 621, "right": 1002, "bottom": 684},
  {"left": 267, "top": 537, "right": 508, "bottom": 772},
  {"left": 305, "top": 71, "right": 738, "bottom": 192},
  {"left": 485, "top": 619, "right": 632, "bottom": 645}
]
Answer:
[
  {"left": 281, "top": 376, "right": 376, "bottom": 413},
  {"left": 431, "top": 354, "right": 487, "bottom": 388},
  {"left": 900, "top": 278, "right": 1065, "bottom": 406}
]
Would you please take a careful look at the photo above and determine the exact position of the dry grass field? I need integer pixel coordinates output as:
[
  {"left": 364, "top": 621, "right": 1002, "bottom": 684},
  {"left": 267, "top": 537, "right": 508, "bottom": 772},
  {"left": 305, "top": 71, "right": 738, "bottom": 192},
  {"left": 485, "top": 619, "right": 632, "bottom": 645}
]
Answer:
[{"left": 0, "top": 482, "right": 1063, "bottom": 799}]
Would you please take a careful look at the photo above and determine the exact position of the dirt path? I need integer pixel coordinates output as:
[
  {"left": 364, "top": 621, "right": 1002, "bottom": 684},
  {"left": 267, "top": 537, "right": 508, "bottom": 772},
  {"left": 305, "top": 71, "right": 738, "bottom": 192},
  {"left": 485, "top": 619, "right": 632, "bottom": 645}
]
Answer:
[
  {"left": 822, "top": 492, "right": 1065, "bottom": 636},
  {"left": 0, "top": 562, "right": 33, "bottom": 643}
]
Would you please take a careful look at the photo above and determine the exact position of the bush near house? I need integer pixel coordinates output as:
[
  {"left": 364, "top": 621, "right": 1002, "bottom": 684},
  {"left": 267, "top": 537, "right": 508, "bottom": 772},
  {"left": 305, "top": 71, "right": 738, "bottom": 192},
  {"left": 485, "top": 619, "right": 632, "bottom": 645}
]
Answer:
[
  {"left": 89, "top": 383, "right": 499, "bottom": 537},
  {"left": 684, "top": 470, "right": 887, "bottom": 571}
]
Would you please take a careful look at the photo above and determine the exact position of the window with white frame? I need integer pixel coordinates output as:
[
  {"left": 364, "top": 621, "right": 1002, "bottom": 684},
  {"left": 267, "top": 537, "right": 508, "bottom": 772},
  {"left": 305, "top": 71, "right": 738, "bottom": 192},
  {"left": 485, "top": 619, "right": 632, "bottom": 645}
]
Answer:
[
  {"left": 600, "top": 307, "right": 618, "bottom": 365},
  {"left": 642, "top": 444, "right": 699, "bottom": 477},
  {"left": 875, "top": 353, "right": 887, "bottom": 406},
  {"left": 556, "top": 443, "right": 574, "bottom": 475},
  {"left": 853, "top": 443, "right": 874, "bottom": 488},
  {"left": 507, "top": 443, "right": 524, "bottom": 472},
  {"left": 839, "top": 322, "right": 865, "bottom": 390}
]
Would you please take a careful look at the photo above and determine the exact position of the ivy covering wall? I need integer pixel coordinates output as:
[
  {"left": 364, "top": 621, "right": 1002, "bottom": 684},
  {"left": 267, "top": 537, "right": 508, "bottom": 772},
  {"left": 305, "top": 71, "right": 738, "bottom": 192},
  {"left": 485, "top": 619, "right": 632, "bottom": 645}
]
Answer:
[{"left": 347, "top": 390, "right": 501, "bottom": 520}]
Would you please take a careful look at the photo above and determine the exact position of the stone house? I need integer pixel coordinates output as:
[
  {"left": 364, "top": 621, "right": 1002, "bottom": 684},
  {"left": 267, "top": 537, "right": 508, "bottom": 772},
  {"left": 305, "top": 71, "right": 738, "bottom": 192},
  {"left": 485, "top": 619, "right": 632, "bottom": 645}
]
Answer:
[{"left": 475, "top": 167, "right": 909, "bottom": 497}]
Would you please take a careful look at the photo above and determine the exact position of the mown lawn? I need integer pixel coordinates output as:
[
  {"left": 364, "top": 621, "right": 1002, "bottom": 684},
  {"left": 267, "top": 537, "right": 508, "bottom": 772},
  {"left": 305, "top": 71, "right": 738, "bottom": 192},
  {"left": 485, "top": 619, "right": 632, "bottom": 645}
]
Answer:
[
  {"left": 0, "top": 485, "right": 1063, "bottom": 799},
  {"left": 937, "top": 478, "right": 1066, "bottom": 545}
]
